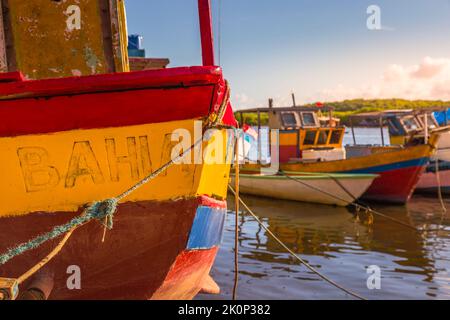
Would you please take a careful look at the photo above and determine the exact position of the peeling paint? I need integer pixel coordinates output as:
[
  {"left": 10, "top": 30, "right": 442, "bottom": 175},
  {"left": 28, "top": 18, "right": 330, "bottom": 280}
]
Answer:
[
  {"left": 84, "top": 47, "right": 99, "bottom": 74},
  {"left": 71, "top": 69, "right": 82, "bottom": 76},
  {"left": 1, "top": 0, "right": 129, "bottom": 79}
]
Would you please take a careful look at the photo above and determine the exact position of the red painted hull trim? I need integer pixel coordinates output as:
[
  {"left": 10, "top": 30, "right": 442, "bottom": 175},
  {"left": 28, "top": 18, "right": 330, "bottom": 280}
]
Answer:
[{"left": 0, "top": 66, "right": 232, "bottom": 137}]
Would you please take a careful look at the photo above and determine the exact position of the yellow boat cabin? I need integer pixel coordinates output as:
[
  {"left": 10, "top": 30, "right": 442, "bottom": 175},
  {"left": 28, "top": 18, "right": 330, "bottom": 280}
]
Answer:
[
  {"left": 237, "top": 103, "right": 346, "bottom": 163},
  {"left": 348, "top": 109, "right": 448, "bottom": 146}
]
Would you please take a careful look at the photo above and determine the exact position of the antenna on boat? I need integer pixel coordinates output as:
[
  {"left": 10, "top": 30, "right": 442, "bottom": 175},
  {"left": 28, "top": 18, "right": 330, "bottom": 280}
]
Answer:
[
  {"left": 291, "top": 92, "right": 297, "bottom": 107},
  {"left": 198, "top": 0, "right": 215, "bottom": 66}
]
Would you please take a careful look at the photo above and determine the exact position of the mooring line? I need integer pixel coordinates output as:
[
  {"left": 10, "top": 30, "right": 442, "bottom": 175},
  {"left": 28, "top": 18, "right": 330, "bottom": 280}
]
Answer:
[
  {"left": 228, "top": 185, "right": 367, "bottom": 301},
  {"left": 433, "top": 160, "right": 448, "bottom": 236},
  {"left": 232, "top": 130, "right": 240, "bottom": 301},
  {"left": 435, "top": 160, "right": 447, "bottom": 213},
  {"left": 279, "top": 171, "right": 421, "bottom": 233}
]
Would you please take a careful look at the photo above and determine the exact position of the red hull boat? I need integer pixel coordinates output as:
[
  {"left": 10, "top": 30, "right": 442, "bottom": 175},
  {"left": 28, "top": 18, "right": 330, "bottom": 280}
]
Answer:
[{"left": 0, "top": 0, "right": 235, "bottom": 300}]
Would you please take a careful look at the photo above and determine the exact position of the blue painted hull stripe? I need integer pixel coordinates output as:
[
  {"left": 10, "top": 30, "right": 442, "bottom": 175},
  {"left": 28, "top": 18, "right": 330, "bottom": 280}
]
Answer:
[
  {"left": 344, "top": 157, "right": 429, "bottom": 174},
  {"left": 187, "top": 206, "right": 226, "bottom": 250}
]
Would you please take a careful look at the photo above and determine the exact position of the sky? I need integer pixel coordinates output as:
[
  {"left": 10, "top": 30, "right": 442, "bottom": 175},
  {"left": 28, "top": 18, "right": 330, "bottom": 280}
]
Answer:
[{"left": 125, "top": 0, "right": 450, "bottom": 110}]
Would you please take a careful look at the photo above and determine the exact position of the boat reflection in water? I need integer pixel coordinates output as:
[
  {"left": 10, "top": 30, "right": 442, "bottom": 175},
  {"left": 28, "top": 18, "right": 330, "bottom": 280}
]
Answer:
[{"left": 198, "top": 195, "right": 450, "bottom": 300}]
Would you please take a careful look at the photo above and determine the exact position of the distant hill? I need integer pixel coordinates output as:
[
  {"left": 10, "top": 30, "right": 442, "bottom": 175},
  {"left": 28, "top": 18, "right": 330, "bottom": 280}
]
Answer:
[
  {"left": 305, "top": 99, "right": 450, "bottom": 125},
  {"left": 236, "top": 99, "right": 450, "bottom": 126}
]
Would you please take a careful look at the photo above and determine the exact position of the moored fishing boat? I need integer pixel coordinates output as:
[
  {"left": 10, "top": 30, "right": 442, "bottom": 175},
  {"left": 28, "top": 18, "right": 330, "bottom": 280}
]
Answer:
[
  {"left": 237, "top": 104, "right": 447, "bottom": 204},
  {"left": 231, "top": 172, "right": 378, "bottom": 206},
  {"left": 434, "top": 108, "right": 450, "bottom": 161},
  {"left": 415, "top": 161, "right": 450, "bottom": 195},
  {"left": 353, "top": 110, "right": 450, "bottom": 195},
  {"left": 0, "top": 0, "right": 236, "bottom": 300},
  {"left": 281, "top": 143, "right": 436, "bottom": 204},
  {"left": 384, "top": 108, "right": 450, "bottom": 162}
]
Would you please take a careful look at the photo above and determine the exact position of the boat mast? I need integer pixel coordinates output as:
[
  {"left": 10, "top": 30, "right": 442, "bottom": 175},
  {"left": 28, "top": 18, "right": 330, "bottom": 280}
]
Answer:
[{"left": 198, "top": 0, "right": 215, "bottom": 66}]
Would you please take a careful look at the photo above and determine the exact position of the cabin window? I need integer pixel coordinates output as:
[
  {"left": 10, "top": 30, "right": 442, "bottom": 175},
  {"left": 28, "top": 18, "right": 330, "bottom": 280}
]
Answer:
[
  {"left": 300, "top": 112, "right": 317, "bottom": 127},
  {"left": 418, "top": 114, "right": 438, "bottom": 129},
  {"left": 329, "top": 130, "right": 342, "bottom": 144},
  {"left": 428, "top": 115, "right": 438, "bottom": 129},
  {"left": 387, "top": 118, "right": 404, "bottom": 136},
  {"left": 281, "top": 112, "right": 298, "bottom": 127},
  {"left": 401, "top": 116, "right": 420, "bottom": 132},
  {"left": 303, "top": 130, "right": 317, "bottom": 145},
  {"left": 317, "top": 130, "right": 330, "bottom": 145}
]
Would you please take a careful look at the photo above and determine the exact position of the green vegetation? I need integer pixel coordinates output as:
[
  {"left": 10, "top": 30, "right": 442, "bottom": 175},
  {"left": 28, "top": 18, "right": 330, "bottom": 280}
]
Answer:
[
  {"left": 235, "top": 99, "right": 450, "bottom": 126},
  {"left": 307, "top": 99, "right": 450, "bottom": 125},
  {"left": 235, "top": 112, "right": 269, "bottom": 126}
]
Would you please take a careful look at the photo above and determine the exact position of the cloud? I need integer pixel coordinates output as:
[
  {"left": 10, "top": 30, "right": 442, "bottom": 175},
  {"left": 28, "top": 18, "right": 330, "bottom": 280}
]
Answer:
[
  {"left": 232, "top": 92, "right": 294, "bottom": 110},
  {"left": 316, "top": 57, "right": 450, "bottom": 101},
  {"left": 411, "top": 57, "right": 448, "bottom": 79},
  {"left": 233, "top": 93, "right": 261, "bottom": 109},
  {"left": 235, "top": 93, "right": 250, "bottom": 104}
]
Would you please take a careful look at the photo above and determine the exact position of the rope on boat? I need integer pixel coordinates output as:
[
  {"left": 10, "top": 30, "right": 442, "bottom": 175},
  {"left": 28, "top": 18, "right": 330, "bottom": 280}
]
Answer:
[
  {"left": 232, "top": 130, "right": 240, "bottom": 301},
  {"left": 0, "top": 144, "right": 203, "bottom": 268},
  {"left": 17, "top": 224, "right": 77, "bottom": 285},
  {"left": 433, "top": 159, "right": 448, "bottom": 236},
  {"left": 278, "top": 171, "right": 420, "bottom": 233},
  {"left": 435, "top": 160, "right": 447, "bottom": 213},
  {"left": 0, "top": 200, "right": 118, "bottom": 267},
  {"left": 0, "top": 123, "right": 236, "bottom": 293},
  {"left": 228, "top": 185, "right": 367, "bottom": 301}
]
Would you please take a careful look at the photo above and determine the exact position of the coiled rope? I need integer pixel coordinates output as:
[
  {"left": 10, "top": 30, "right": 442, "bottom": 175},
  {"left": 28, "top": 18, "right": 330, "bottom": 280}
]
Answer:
[{"left": 228, "top": 185, "right": 367, "bottom": 300}]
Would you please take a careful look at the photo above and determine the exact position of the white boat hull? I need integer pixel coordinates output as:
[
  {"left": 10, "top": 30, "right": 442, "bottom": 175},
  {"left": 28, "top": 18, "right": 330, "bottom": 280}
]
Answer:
[
  {"left": 416, "top": 163, "right": 450, "bottom": 195},
  {"left": 435, "top": 131, "right": 450, "bottom": 162},
  {"left": 231, "top": 173, "right": 377, "bottom": 206}
]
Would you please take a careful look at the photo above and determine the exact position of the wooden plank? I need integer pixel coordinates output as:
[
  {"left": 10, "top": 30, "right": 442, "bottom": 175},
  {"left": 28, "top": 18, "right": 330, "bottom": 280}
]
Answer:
[
  {"left": 0, "top": 1, "right": 7, "bottom": 72},
  {"left": 0, "top": 0, "right": 128, "bottom": 79},
  {"left": 350, "top": 117, "right": 357, "bottom": 145},
  {"left": 109, "top": 0, "right": 129, "bottom": 72},
  {"left": 257, "top": 110, "right": 262, "bottom": 163},
  {"left": 379, "top": 116, "right": 385, "bottom": 146},
  {"left": 129, "top": 58, "right": 170, "bottom": 71},
  {"left": 0, "top": 0, "right": 16, "bottom": 72}
]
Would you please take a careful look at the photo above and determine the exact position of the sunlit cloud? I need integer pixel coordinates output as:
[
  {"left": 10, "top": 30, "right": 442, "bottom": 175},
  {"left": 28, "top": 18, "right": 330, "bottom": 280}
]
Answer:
[{"left": 316, "top": 57, "right": 450, "bottom": 101}]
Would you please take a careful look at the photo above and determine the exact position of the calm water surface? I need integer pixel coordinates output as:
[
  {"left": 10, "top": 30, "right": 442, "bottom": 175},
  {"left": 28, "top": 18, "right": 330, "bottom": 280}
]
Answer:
[{"left": 197, "top": 128, "right": 450, "bottom": 300}]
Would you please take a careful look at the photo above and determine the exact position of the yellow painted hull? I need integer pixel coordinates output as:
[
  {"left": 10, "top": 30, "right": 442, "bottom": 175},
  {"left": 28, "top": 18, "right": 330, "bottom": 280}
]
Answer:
[{"left": 0, "top": 119, "right": 232, "bottom": 218}]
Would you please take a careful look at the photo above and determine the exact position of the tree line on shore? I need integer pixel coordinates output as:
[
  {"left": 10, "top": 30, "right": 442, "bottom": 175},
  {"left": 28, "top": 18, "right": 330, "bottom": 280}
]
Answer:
[{"left": 235, "top": 99, "right": 450, "bottom": 126}]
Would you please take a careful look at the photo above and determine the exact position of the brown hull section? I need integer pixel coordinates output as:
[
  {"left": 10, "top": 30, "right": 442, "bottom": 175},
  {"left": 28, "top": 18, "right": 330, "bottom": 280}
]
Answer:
[{"left": 0, "top": 198, "right": 223, "bottom": 300}]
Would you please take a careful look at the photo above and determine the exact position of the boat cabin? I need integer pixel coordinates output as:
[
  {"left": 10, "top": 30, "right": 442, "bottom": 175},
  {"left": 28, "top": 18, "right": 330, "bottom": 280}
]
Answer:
[
  {"left": 387, "top": 111, "right": 438, "bottom": 146},
  {"left": 237, "top": 104, "right": 346, "bottom": 163},
  {"left": 349, "top": 109, "right": 442, "bottom": 147}
]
